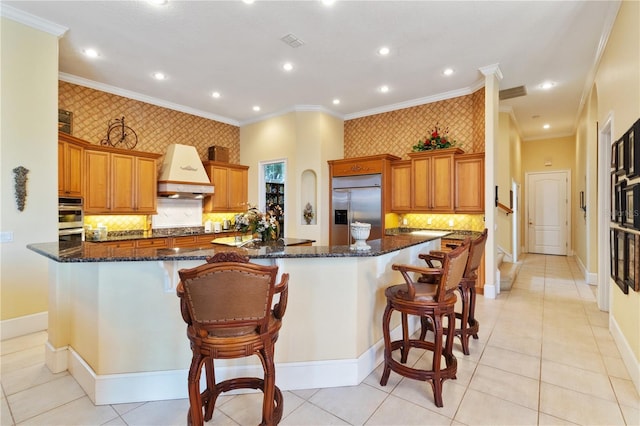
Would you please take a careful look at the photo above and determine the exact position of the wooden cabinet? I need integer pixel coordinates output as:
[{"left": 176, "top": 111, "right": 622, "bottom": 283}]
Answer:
[
  {"left": 84, "top": 146, "right": 160, "bottom": 214},
  {"left": 328, "top": 154, "right": 400, "bottom": 177},
  {"left": 390, "top": 160, "right": 412, "bottom": 211},
  {"left": 454, "top": 153, "right": 485, "bottom": 213},
  {"left": 203, "top": 161, "right": 249, "bottom": 212},
  {"left": 135, "top": 238, "right": 169, "bottom": 248},
  {"left": 408, "top": 148, "right": 462, "bottom": 212},
  {"left": 58, "top": 133, "right": 87, "bottom": 196}
]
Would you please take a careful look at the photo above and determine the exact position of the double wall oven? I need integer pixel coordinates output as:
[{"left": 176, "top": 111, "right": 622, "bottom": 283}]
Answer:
[{"left": 58, "top": 197, "right": 84, "bottom": 242}]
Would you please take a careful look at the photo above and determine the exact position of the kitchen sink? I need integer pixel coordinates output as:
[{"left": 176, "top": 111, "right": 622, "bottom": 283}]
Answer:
[{"left": 410, "top": 230, "right": 451, "bottom": 238}]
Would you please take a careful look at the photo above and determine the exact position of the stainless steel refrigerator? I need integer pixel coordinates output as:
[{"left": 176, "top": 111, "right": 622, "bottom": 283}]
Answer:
[{"left": 330, "top": 174, "right": 382, "bottom": 246}]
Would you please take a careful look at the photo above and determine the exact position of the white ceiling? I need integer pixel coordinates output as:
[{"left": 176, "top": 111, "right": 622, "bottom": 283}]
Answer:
[{"left": 2, "top": 0, "right": 621, "bottom": 141}]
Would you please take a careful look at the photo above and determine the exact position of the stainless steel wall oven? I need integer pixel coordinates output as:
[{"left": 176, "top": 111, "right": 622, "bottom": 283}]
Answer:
[{"left": 58, "top": 196, "right": 84, "bottom": 242}]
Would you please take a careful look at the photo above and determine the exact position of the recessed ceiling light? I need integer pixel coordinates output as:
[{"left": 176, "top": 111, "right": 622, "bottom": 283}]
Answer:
[
  {"left": 379, "top": 85, "right": 389, "bottom": 93},
  {"left": 211, "top": 91, "right": 221, "bottom": 98},
  {"left": 543, "top": 124, "right": 550, "bottom": 129},
  {"left": 443, "top": 68, "right": 454, "bottom": 76},
  {"left": 540, "top": 81, "right": 555, "bottom": 90},
  {"left": 282, "top": 62, "right": 294, "bottom": 72},
  {"left": 253, "top": 106, "right": 261, "bottom": 112},
  {"left": 147, "top": 0, "right": 168, "bottom": 5},
  {"left": 378, "top": 46, "right": 390, "bottom": 56},
  {"left": 242, "top": 0, "right": 255, "bottom": 4},
  {"left": 321, "top": 0, "right": 336, "bottom": 6},
  {"left": 83, "top": 48, "right": 99, "bottom": 58},
  {"left": 152, "top": 72, "right": 166, "bottom": 80},
  {"left": 332, "top": 99, "right": 340, "bottom": 105}
]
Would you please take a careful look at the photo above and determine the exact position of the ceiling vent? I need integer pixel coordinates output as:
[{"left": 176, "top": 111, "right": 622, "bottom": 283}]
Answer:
[
  {"left": 499, "top": 85, "right": 527, "bottom": 100},
  {"left": 280, "top": 33, "right": 305, "bottom": 48}
]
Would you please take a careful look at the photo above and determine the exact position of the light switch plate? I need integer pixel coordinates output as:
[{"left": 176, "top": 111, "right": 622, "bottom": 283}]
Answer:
[{"left": 0, "top": 231, "right": 14, "bottom": 243}]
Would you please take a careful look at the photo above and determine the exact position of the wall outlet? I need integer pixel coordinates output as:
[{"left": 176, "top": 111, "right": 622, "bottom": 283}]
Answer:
[
  {"left": 402, "top": 217, "right": 408, "bottom": 226},
  {"left": 448, "top": 219, "right": 454, "bottom": 228},
  {"left": 427, "top": 218, "right": 432, "bottom": 225},
  {"left": 0, "top": 231, "right": 14, "bottom": 243}
]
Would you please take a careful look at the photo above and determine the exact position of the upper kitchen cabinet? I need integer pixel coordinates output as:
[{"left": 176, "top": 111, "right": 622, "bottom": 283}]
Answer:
[
  {"left": 58, "top": 132, "right": 88, "bottom": 196},
  {"left": 454, "top": 153, "right": 485, "bottom": 213},
  {"left": 84, "top": 145, "right": 161, "bottom": 214},
  {"left": 203, "top": 161, "right": 249, "bottom": 212},
  {"left": 390, "top": 160, "right": 412, "bottom": 211},
  {"left": 409, "top": 148, "right": 463, "bottom": 212},
  {"left": 329, "top": 154, "right": 400, "bottom": 177}
]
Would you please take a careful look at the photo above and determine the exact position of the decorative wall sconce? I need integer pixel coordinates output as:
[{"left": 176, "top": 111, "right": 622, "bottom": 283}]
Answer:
[
  {"left": 13, "top": 166, "right": 29, "bottom": 211},
  {"left": 580, "top": 191, "right": 587, "bottom": 212}
]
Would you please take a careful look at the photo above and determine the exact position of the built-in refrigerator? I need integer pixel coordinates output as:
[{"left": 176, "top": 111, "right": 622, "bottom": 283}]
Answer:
[{"left": 330, "top": 174, "right": 382, "bottom": 246}]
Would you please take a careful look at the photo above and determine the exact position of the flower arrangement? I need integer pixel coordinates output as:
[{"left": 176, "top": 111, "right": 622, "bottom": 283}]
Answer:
[
  {"left": 234, "top": 206, "right": 280, "bottom": 241},
  {"left": 412, "top": 124, "right": 456, "bottom": 151},
  {"left": 303, "top": 202, "right": 314, "bottom": 224}
]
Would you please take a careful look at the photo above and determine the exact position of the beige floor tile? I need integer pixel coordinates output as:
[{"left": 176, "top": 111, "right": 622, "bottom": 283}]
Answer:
[
  {"left": 218, "top": 390, "right": 304, "bottom": 425},
  {"left": 487, "top": 330, "right": 542, "bottom": 357},
  {"left": 109, "top": 401, "right": 145, "bottom": 416},
  {"left": 541, "top": 340, "right": 606, "bottom": 374},
  {"left": 596, "top": 336, "right": 624, "bottom": 358},
  {"left": 363, "top": 362, "right": 403, "bottom": 393},
  {"left": 0, "top": 332, "right": 47, "bottom": 356},
  {"left": 365, "top": 394, "right": 451, "bottom": 425},
  {"left": 390, "top": 376, "right": 466, "bottom": 419},
  {"left": 280, "top": 401, "right": 349, "bottom": 425},
  {"left": 610, "top": 376, "right": 640, "bottom": 409},
  {"left": 537, "top": 412, "right": 580, "bottom": 425},
  {"left": 102, "top": 417, "right": 127, "bottom": 426},
  {"left": 309, "top": 384, "right": 388, "bottom": 425},
  {"left": 1, "top": 347, "right": 45, "bottom": 375},
  {"left": 468, "top": 364, "right": 539, "bottom": 410},
  {"left": 7, "top": 376, "right": 85, "bottom": 423},
  {"left": 540, "top": 359, "right": 616, "bottom": 401},
  {"left": 619, "top": 402, "right": 640, "bottom": 426},
  {"left": 289, "top": 387, "right": 320, "bottom": 400},
  {"left": 540, "top": 382, "right": 626, "bottom": 425},
  {"left": 120, "top": 399, "right": 190, "bottom": 426},
  {"left": 1, "top": 395, "right": 14, "bottom": 426},
  {"left": 603, "top": 355, "right": 632, "bottom": 379},
  {"left": 1, "top": 363, "right": 68, "bottom": 396},
  {"left": 455, "top": 388, "right": 538, "bottom": 425},
  {"left": 479, "top": 345, "right": 540, "bottom": 380},
  {"left": 18, "top": 396, "right": 118, "bottom": 425}
]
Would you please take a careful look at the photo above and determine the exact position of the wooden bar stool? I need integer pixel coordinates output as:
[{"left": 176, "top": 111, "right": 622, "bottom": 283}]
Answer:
[
  {"left": 419, "top": 229, "right": 488, "bottom": 355},
  {"left": 380, "top": 240, "right": 470, "bottom": 407},
  {"left": 176, "top": 252, "right": 289, "bottom": 426}
]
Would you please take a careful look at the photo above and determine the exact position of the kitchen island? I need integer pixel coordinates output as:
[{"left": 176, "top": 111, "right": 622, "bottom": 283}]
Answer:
[{"left": 28, "top": 234, "right": 443, "bottom": 404}]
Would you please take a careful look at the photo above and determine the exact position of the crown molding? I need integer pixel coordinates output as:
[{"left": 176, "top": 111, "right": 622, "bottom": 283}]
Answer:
[
  {"left": 479, "top": 63, "right": 503, "bottom": 81},
  {"left": 59, "top": 73, "right": 240, "bottom": 127},
  {"left": 0, "top": 4, "right": 67, "bottom": 37},
  {"left": 344, "top": 79, "right": 485, "bottom": 121},
  {"left": 240, "top": 105, "right": 343, "bottom": 126}
]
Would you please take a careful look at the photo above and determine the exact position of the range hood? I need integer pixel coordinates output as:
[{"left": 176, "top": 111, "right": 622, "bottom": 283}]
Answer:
[{"left": 157, "top": 144, "right": 214, "bottom": 198}]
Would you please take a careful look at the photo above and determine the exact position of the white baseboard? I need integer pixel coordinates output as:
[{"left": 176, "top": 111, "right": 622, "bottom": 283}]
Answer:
[
  {"left": 45, "top": 341, "right": 68, "bottom": 373},
  {"left": 575, "top": 255, "right": 598, "bottom": 285},
  {"left": 0, "top": 311, "right": 47, "bottom": 340},
  {"left": 610, "top": 315, "right": 640, "bottom": 395},
  {"left": 65, "top": 317, "right": 419, "bottom": 405}
]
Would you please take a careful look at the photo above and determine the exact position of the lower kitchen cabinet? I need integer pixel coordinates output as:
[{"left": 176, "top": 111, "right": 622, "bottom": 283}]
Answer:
[{"left": 135, "top": 238, "right": 169, "bottom": 248}]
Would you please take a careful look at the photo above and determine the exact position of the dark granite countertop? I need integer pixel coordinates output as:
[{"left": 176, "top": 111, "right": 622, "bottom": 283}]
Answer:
[
  {"left": 86, "top": 227, "right": 236, "bottom": 242},
  {"left": 385, "top": 228, "right": 482, "bottom": 241},
  {"left": 27, "top": 233, "right": 442, "bottom": 263}
]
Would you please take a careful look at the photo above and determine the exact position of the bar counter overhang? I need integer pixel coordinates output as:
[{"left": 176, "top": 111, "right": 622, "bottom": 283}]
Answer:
[{"left": 28, "top": 235, "right": 444, "bottom": 405}]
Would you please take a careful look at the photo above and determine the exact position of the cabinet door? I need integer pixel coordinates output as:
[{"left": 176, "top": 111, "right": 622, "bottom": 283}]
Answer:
[
  {"left": 431, "top": 154, "right": 455, "bottom": 212},
  {"left": 228, "top": 167, "right": 248, "bottom": 210},
  {"left": 58, "top": 141, "right": 83, "bottom": 196},
  {"left": 455, "top": 154, "right": 485, "bottom": 213},
  {"left": 390, "top": 161, "right": 411, "bottom": 211},
  {"left": 84, "top": 150, "right": 111, "bottom": 213},
  {"left": 412, "top": 157, "right": 431, "bottom": 210},
  {"left": 210, "top": 166, "right": 229, "bottom": 210},
  {"left": 111, "top": 154, "right": 136, "bottom": 212},
  {"left": 136, "top": 157, "right": 158, "bottom": 213}
]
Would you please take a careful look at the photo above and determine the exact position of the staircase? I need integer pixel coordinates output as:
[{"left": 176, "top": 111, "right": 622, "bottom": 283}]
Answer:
[{"left": 497, "top": 247, "right": 521, "bottom": 291}]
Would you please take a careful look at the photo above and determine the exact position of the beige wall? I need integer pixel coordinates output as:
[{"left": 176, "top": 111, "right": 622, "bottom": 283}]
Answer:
[
  {"left": 496, "top": 112, "right": 513, "bottom": 254},
  {"left": 240, "top": 111, "right": 344, "bottom": 245},
  {"left": 593, "top": 0, "right": 640, "bottom": 362},
  {"left": 1, "top": 19, "right": 59, "bottom": 321}
]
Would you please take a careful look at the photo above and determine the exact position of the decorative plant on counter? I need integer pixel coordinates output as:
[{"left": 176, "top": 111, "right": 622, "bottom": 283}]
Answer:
[
  {"left": 234, "top": 206, "right": 280, "bottom": 242},
  {"left": 412, "top": 124, "right": 456, "bottom": 151}
]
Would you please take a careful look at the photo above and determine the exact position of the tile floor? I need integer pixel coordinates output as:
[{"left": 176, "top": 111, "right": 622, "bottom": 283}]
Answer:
[{"left": 2, "top": 254, "right": 639, "bottom": 425}]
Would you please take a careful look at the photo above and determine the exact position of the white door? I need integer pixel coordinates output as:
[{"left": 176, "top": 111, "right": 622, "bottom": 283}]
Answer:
[{"left": 527, "top": 172, "right": 568, "bottom": 255}]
